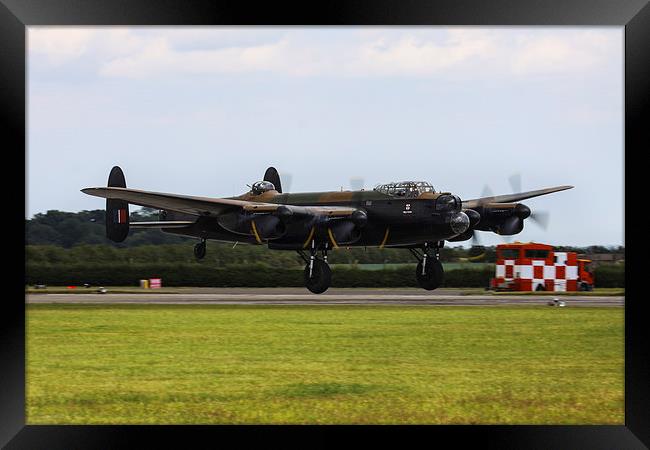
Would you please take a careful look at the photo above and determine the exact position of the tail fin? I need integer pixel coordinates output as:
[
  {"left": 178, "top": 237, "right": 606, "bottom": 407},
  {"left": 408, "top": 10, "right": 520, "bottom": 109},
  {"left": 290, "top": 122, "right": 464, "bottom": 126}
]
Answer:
[
  {"left": 263, "top": 167, "right": 282, "bottom": 194},
  {"left": 105, "top": 166, "right": 129, "bottom": 242}
]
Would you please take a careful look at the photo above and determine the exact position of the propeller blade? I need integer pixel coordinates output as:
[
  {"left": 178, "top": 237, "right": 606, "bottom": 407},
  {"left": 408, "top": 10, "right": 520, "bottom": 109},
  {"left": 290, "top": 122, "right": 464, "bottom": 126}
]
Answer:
[
  {"left": 508, "top": 173, "right": 522, "bottom": 194},
  {"left": 350, "top": 177, "right": 365, "bottom": 191},
  {"left": 282, "top": 173, "right": 293, "bottom": 193},
  {"left": 481, "top": 184, "right": 494, "bottom": 203},
  {"left": 508, "top": 174, "right": 550, "bottom": 230},
  {"left": 530, "top": 211, "right": 550, "bottom": 230},
  {"left": 481, "top": 184, "right": 494, "bottom": 199},
  {"left": 470, "top": 230, "right": 481, "bottom": 247}
]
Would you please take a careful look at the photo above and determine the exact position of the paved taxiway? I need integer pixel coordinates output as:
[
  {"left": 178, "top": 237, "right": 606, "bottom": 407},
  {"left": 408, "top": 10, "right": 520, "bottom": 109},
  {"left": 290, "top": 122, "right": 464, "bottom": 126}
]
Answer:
[{"left": 26, "top": 288, "right": 623, "bottom": 307}]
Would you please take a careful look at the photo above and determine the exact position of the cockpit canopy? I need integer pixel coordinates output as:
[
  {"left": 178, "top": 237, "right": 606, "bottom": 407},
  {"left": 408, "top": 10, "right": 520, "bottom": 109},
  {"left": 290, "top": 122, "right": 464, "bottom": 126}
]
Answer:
[
  {"left": 251, "top": 180, "right": 276, "bottom": 195},
  {"left": 373, "top": 181, "right": 435, "bottom": 198}
]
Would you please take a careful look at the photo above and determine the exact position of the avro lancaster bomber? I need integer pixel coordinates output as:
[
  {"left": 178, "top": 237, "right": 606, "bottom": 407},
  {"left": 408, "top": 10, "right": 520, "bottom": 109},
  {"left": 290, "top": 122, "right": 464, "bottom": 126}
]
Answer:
[{"left": 82, "top": 166, "right": 572, "bottom": 293}]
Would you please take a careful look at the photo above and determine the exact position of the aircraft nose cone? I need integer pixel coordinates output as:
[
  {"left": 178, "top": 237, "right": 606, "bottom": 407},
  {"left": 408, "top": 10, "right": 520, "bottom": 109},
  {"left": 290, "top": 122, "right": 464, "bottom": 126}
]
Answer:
[{"left": 450, "top": 211, "right": 470, "bottom": 235}]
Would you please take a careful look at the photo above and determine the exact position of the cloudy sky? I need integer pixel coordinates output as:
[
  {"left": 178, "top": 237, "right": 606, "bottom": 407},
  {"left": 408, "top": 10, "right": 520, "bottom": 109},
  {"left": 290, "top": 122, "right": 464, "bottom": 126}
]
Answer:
[{"left": 27, "top": 27, "right": 623, "bottom": 247}]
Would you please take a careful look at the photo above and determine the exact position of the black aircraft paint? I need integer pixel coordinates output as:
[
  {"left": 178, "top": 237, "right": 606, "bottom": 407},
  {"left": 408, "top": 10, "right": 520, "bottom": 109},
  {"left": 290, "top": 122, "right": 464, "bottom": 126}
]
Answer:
[{"left": 105, "top": 166, "right": 129, "bottom": 243}]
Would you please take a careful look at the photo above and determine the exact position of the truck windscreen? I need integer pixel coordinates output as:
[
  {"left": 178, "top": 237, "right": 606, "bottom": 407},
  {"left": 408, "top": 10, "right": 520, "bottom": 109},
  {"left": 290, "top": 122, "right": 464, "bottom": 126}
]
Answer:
[{"left": 500, "top": 249, "right": 520, "bottom": 259}]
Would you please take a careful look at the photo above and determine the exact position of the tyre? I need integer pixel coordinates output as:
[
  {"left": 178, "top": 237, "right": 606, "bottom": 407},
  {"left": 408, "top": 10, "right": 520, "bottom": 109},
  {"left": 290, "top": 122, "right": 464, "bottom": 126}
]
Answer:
[
  {"left": 304, "top": 259, "right": 332, "bottom": 294},
  {"left": 416, "top": 258, "right": 444, "bottom": 291},
  {"left": 194, "top": 242, "right": 206, "bottom": 260}
]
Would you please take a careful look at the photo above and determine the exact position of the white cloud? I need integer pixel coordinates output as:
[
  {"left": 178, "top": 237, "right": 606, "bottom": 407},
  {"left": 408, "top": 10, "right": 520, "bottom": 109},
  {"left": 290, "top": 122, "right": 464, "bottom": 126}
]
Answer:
[
  {"left": 29, "top": 28, "right": 97, "bottom": 65},
  {"left": 510, "top": 30, "right": 619, "bottom": 75},
  {"left": 350, "top": 29, "right": 497, "bottom": 76},
  {"left": 99, "top": 38, "right": 299, "bottom": 78},
  {"left": 29, "top": 27, "right": 621, "bottom": 79}
]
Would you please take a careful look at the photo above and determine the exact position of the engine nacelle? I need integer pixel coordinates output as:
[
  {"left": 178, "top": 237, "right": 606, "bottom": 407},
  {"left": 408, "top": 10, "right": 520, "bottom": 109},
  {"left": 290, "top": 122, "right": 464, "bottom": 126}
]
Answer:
[
  {"left": 471, "top": 202, "right": 529, "bottom": 235},
  {"left": 492, "top": 216, "right": 524, "bottom": 236},
  {"left": 326, "top": 219, "right": 362, "bottom": 246},
  {"left": 463, "top": 209, "right": 481, "bottom": 227},
  {"left": 218, "top": 212, "right": 287, "bottom": 240}
]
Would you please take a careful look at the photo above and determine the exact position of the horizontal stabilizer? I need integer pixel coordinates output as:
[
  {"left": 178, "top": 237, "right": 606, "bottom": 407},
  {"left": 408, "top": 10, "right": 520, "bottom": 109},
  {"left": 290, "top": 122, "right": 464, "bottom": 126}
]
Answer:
[{"left": 130, "top": 221, "right": 195, "bottom": 228}]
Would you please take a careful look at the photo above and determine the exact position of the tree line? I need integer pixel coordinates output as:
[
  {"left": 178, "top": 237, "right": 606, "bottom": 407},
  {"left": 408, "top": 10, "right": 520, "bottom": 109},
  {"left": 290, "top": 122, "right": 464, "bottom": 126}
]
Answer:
[
  {"left": 26, "top": 209, "right": 625, "bottom": 266},
  {"left": 25, "top": 209, "right": 624, "bottom": 287}
]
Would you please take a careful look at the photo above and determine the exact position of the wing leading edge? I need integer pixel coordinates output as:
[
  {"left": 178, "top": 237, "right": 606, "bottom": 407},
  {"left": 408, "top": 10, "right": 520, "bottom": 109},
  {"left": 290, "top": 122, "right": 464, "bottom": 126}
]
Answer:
[
  {"left": 81, "top": 187, "right": 358, "bottom": 218},
  {"left": 81, "top": 187, "right": 260, "bottom": 216},
  {"left": 462, "top": 185, "right": 573, "bottom": 209}
]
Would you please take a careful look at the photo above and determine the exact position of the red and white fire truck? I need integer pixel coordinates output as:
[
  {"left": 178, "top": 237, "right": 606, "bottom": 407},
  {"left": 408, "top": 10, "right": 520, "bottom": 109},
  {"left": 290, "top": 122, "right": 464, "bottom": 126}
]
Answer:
[{"left": 490, "top": 242, "right": 594, "bottom": 292}]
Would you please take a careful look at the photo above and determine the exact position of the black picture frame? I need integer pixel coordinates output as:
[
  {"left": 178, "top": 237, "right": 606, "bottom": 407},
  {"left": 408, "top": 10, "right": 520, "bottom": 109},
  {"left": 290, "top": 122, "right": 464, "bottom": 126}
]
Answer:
[{"left": 5, "top": 0, "right": 647, "bottom": 447}]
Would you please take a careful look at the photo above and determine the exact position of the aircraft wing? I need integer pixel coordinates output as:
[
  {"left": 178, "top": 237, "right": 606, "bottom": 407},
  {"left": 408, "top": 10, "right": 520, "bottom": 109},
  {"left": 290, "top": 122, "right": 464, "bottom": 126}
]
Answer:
[
  {"left": 462, "top": 185, "right": 573, "bottom": 209},
  {"left": 82, "top": 187, "right": 358, "bottom": 218},
  {"left": 82, "top": 187, "right": 274, "bottom": 216}
]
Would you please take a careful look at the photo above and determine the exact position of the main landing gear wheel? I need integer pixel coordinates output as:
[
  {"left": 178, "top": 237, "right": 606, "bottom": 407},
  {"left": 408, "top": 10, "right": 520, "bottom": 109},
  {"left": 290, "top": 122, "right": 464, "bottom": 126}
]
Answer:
[
  {"left": 416, "top": 259, "right": 444, "bottom": 290},
  {"left": 299, "top": 242, "right": 332, "bottom": 294},
  {"left": 194, "top": 239, "right": 206, "bottom": 260},
  {"left": 410, "top": 242, "right": 444, "bottom": 291},
  {"left": 304, "top": 258, "right": 331, "bottom": 294}
]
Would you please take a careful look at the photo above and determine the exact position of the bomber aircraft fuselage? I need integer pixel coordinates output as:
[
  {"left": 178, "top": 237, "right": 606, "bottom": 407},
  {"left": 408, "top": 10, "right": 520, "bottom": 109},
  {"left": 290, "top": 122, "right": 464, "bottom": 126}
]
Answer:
[{"left": 83, "top": 166, "right": 572, "bottom": 293}]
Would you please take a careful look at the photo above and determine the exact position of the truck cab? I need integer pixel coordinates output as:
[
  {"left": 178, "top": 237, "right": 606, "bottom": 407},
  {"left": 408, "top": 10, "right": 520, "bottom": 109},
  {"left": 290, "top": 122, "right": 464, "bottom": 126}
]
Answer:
[
  {"left": 577, "top": 259, "right": 594, "bottom": 291},
  {"left": 490, "top": 242, "right": 588, "bottom": 292}
]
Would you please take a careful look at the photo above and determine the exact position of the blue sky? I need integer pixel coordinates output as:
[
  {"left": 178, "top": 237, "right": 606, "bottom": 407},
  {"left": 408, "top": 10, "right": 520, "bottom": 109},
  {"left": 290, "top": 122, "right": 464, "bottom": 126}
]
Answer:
[{"left": 27, "top": 27, "right": 623, "bottom": 247}]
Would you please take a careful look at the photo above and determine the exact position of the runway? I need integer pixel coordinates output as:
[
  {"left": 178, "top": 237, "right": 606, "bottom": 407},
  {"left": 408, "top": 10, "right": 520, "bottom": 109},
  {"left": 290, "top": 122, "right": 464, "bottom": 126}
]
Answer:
[{"left": 26, "top": 288, "right": 624, "bottom": 307}]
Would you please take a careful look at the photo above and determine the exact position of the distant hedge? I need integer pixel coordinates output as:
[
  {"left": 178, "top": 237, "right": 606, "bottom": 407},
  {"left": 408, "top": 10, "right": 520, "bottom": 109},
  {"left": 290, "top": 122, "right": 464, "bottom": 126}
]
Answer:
[
  {"left": 26, "top": 263, "right": 496, "bottom": 288},
  {"left": 592, "top": 264, "right": 625, "bottom": 288},
  {"left": 25, "top": 262, "right": 624, "bottom": 288}
]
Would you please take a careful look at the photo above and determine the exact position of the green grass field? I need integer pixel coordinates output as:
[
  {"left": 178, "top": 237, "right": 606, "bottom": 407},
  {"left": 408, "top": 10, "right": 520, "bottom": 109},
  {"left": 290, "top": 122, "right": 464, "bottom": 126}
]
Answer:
[{"left": 27, "top": 305, "right": 623, "bottom": 424}]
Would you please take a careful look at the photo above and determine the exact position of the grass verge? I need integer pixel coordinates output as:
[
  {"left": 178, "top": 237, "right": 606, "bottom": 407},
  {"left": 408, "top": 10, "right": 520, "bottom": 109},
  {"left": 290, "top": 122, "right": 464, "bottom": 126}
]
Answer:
[{"left": 27, "top": 304, "right": 623, "bottom": 424}]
